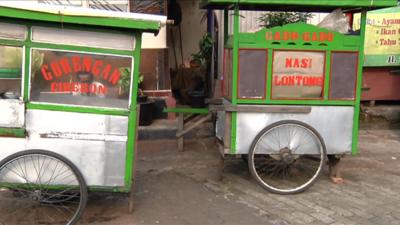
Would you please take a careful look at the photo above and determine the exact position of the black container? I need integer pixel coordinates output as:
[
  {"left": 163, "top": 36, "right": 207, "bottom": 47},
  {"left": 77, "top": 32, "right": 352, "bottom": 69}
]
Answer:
[
  {"left": 152, "top": 98, "right": 168, "bottom": 119},
  {"left": 138, "top": 100, "right": 154, "bottom": 126},
  {"left": 188, "top": 90, "right": 206, "bottom": 108}
]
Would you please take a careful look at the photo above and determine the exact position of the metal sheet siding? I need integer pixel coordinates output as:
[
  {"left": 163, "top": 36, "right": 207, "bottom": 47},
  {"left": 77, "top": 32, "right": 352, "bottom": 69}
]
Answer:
[
  {"left": 0, "top": 100, "right": 25, "bottom": 128},
  {"left": 0, "top": 137, "right": 126, "bottom": 186},
  {"left": 235, "top": 106, "right": 354, "bottom": 154},
  {"left": 0, "top": 109, "right": 129, "bottom": 187},
  {"left": 26, "top": 110, "right": 128, "bottom": 137}
]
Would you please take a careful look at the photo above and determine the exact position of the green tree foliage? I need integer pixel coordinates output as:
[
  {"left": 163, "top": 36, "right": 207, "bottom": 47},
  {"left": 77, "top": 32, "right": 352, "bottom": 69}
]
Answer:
[
  {"left": 258, "top": 12, "right": 313, "bottom": 28},
  {"left": 191, "top": 33, "right": 213, "bottom": 65}
]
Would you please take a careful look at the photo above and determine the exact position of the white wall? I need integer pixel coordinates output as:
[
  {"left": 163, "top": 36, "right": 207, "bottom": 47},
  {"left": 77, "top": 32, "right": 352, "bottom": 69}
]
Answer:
[
  {"left": 168, "top": 0, "right": 207, "bottom": 67},
  {"left": 309, "top": 13, "right": 329, "bottom": 25}
]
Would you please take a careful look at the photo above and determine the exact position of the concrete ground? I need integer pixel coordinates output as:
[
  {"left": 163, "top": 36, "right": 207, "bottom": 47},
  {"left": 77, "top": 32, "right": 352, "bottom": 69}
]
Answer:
[{"left": 77, "top": 127, "right": 400, "bottom": 225}]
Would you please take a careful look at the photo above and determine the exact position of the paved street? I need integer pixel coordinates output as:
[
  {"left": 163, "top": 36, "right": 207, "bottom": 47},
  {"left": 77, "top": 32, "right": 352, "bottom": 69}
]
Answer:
[{"left": 79, "top": 129, "right": 400, "bottom": 225}]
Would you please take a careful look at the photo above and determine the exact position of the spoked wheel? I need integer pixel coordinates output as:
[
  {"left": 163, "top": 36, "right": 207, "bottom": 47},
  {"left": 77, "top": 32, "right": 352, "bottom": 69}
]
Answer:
[
  {"left": 0, "top": 150, "right": 87, "bottom": 225},
  {"left": 248, "top": 120, "right": 326, "bottom": 194}
]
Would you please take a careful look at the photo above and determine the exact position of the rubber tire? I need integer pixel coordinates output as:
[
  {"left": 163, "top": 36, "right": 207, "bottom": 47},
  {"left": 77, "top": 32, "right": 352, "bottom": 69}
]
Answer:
[
  {"left": 0, "top": 149, "right": 88, "bottom": 225},
  {"left": 248, "top": 120, "right": 326, "bottom": 195}
]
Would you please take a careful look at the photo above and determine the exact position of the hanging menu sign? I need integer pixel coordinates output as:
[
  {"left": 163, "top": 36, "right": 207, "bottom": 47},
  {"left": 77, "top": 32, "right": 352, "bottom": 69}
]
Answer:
[
  {"left": 354, "top": 6, "right": 400, "bottom": 66},
  {"left": 272, "top": 51, "right": 325, "bottom": 99}
]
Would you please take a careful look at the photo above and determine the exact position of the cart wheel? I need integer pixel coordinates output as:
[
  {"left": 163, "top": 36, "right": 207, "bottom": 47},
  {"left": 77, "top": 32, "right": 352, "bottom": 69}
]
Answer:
[
  {"left": 0, "top": 150, "right": 87, "bottom": 225},
  {"left": 248, "top": 120, "right": 326, "bottom": 194}
]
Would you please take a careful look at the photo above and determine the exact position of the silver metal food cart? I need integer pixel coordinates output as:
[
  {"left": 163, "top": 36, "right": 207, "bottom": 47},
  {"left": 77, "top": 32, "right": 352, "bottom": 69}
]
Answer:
[{"left": 0, "top": 2, "right": 165, "bottom": 224}]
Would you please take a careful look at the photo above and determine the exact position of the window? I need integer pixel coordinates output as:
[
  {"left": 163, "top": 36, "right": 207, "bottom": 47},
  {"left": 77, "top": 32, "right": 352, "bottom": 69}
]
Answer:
[
  {"left": 0, "top": 45, "right": 23, "bottom": 99},
  {"left": 30, "top": 49, "right": 133, "bottom": 109},
  {"left": 329, "top": 52, "right": 358, "bottom": 100},
  {"left": 0, "top": 22, "right": 27, "bottom": 40},
  {"left": 272, "top": 50, "right": 325, "bottom": 99},
  {"left": 238, "top": 49, "right": 267, "bottom": 99}
]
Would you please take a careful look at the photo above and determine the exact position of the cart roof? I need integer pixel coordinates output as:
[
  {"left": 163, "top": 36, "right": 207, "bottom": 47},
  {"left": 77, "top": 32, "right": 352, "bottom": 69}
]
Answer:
[
  {"left": 0, "top": 1, "right": 166, "bottom": 33},
  {"left": 200, "top": 0, "right": 398, "bottom": 12}
]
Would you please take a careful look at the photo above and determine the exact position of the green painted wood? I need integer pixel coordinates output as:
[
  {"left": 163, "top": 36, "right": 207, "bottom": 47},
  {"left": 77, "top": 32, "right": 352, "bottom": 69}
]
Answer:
[
  {"left": 124, "top": 33, "right": 142, "bottom": 189},
  {"left": 163, "top": 107, "right": 210, "bottom": 114},
  {"left": 201, "top": 0, "right": 398, "bottom": 11},
  {"left": 238, "top": 23, "right": 361, "bottom": 50},
  {"left": 323, "top": 51, "right": 331, "bottom": 100},
  {"left": 225, "top": 23, "right": 363, "bottom": 104},
  {"left": 230, "top": 6, "right": 240, "bottom": 154},
  {"left": 237, "top": 99, "right": 266, "bottom": 104},
  {"left": 26, "top": 102, "right": 130, "bottom": 116},
  {"left": 0, "top": 39, "right": 25, "bottom": 46},
  {"left": 352, "top": 11, "right": 368, "bottom": 155},
  {"left": 0, "top": 68, "right": 21, "bottom": 78},
  {"left": 230, "top": 112, "right": 237, "bottom": 154},
  {"left": 0, "top": 128, "right": 26, "bottom": 138},
  {"left": 88, "top": 186, "right": 130, "bottom": 193},
  {"left": 23, "top": 26, "right": 32, "bottom": 102},
  {"left": 0, "top": 6, "right": 160, "bottom": 32},
  {"left": 236, "top": 99, "right": 355, "bottom": 106},
  {"left": 236, "top": 44, "right": 359, "bottom": 51},
  {"left": 266, "top": 50, "right": 273, "bottom": 100},
  {"left": 0, "top": 183, "right": 129, "bottom": 193},
  {"left": 231, "top": 6, "right": 239, "bottom": 105}
]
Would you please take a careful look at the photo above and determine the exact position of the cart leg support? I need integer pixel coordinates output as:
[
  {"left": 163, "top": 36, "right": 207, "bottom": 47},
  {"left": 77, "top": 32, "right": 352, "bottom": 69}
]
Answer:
[
  {"left": 176, "top": 113, "right": 212, "bottom": 151},
  {"left": 177, "top": 113, "right": 184, "bottom": 151},
  {"left": 216, "top": 140, "right": 225, "bottom": 181},
  {"left": 218, "top": 154, "right": 225, "bottom": 181},
  {"left": 129, "top": 188, "right": 135, "bottom": 213},
  {"left": 328, "top": 155, "right": 344, "bottom": 184}
]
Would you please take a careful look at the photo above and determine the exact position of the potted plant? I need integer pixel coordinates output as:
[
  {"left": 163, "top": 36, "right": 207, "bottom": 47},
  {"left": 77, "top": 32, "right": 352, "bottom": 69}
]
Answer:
[
  {"left": 118, "top": 67, "right": 153, "bottom": 125},
  {"left": 190, "top": 33, "right": 213, "bottom": 67},
  {"left": 119, "top": 67, "right": 146, "bottom": 100},
  {"left": 187, "top": 33, "right": 213, "bottom": 108},
  {"left": 189, "top": 53, "right": 202, "bottom": 68},
  {"left": 136, "top": 74, "right": 147, "bottom": 103}
]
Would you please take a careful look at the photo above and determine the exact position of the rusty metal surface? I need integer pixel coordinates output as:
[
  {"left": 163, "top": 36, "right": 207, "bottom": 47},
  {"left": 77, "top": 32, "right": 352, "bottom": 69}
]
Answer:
[{"left": 362, "top": 67, "right": 400, "bottom": 101}]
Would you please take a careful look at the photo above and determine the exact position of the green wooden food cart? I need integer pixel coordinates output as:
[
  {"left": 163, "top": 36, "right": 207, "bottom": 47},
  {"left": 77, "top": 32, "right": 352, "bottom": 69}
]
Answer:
[
  {"left": 197, "top": 0, "right": 398, "bottom": 194},
  {"left": 0, "top": 2, "right": 165, "bottom": 225}
]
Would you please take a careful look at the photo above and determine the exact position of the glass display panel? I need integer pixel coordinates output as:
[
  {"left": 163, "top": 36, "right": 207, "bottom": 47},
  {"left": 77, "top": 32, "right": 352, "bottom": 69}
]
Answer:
[
  {"left": 330, "top": 52, "right": 358, "bottom": 100},
  {"left": 0, "top": 22, "right": 27, "bottom": 40},
  {"left": 32, "top": 26, "right": 135, "bottom": 51},
  {"left": 30, "top": 49, "right": 133, "bottom": 109},
  {"left": 0, "top": 45, "right": 23, "bottom": 99},
  {"left": 238, "top": 49, "right": 267, "bottom": 99},
  {"left": 272, "top": 50, "right": 325, "bottom": 99}
]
